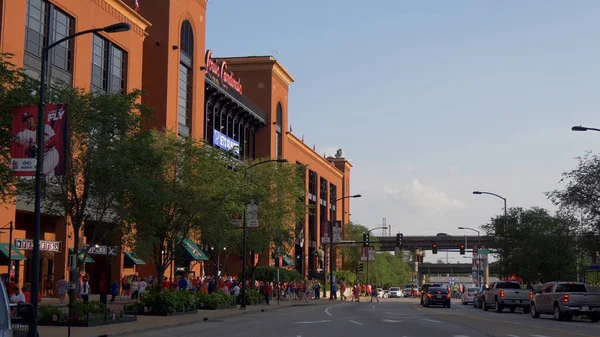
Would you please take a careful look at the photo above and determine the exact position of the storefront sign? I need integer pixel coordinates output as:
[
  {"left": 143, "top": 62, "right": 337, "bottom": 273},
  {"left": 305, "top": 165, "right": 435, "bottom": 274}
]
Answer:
[
  {"left": 205, "top": 50, "right": 243, "bottom": 94},
  {"left": 213, "top": 129, "right": 240, "bottom": 155},
  {"left": 15, "top": 239, "right": 61, "bottom": 252},
  {"left": 85, "top": 244, "right": 117, "bottom": 256}
]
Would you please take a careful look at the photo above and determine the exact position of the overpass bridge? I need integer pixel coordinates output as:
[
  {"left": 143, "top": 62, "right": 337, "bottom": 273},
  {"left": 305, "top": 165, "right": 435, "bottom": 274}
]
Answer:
[{"left": 375, "top": 235, "right": 494, "bottom": 251}]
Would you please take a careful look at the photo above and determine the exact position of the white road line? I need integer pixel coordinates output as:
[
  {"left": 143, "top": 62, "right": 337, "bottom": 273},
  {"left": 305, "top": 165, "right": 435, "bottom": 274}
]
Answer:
[
  {"left": 381, "top": 319, "right": 403, "bottom": 323},
  {"left": 530, "top": 335, "right": 550, "bottom": 337},
  {"left": 453, "top": 335, "right": 471, "bottom": 337},
  {"left": 325, "top": 306, "right": 333, "bottom": 316},
  {"left": 385, "top": 311, "right": 394, "bottom": 315},
  {"left": 455, "top": 304, "right": 465, "bottom": 309},
  {"left": 507, "top": 335, "right": 520, "bottom": 337},
  {"left": 348, "top": 320, "right": 363, "bottom": 325},
  {"left": 421, "top": 318, "right": 442, "bottom": 323},
  {"left": 293, "top": 320, "right": 332, "bottom": 324}
]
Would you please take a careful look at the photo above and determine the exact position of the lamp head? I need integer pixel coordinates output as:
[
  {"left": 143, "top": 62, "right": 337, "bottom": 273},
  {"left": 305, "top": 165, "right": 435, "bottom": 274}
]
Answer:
[
  {"left": 458, "top": 226, "right": 465, "bottom": 229},
  {"left": 472, "top": 191, "right": 482, "bottom": 195},
  {"left": 352, "top": 194, "right": 362, "bottom": 198},
  {"left": 572, "top": 126, "right": 588, "bottom": 132},
  {"left": 103, "top": 22, "right": 131, "bottom": 33}
]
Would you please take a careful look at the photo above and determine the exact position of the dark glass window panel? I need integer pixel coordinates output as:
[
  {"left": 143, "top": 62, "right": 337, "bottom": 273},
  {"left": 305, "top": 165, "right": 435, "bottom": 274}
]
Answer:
[
  {"left": 180, "top": 20, "right": 194, "bottom": 60},
  {"left": 90, "top": 33, "right": 127, "bottom": 93}
]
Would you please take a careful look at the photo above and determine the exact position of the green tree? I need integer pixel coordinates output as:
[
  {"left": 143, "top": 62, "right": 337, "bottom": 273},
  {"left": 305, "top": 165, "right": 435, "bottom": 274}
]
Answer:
[
  {"left": 0, "top": 55, "right": 38, "bottom": 202},
  {"left": 121, "top": 131, "right": 242, "bottom": 289},
  {"left": 19, "top": 87, "right": 149, "bottom": 274},
  {"left": 233, "top": 160, "right": 308, "bottom": 285},
  {"left": 481, "top": 206, "right": 580, "bottom": 283}
]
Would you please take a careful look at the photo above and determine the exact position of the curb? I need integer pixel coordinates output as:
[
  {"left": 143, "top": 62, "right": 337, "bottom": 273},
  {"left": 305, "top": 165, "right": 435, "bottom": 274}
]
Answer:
[{"left": 95, "top": 302, "right": 330, "bottom": 337}]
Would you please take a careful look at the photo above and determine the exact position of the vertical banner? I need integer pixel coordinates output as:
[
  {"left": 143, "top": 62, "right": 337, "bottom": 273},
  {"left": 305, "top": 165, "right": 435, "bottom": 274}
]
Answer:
[
  {"left": 321, "top": 221, "right": 330, "bottom": 243},
  {"left": 11, "top": 104, "right": 67, "bottom": 176},
  {"left": 360, "top": 246, "right": 368, "bottom": 261},
  {"left": 246, "top": 199, "right": 258, "bottom": 228},
  {"left": 332, "top": 220, "right": 342, "bottom": 243},
  {"left": 368, "top": 246, "right": 375, "bottom": 261}
]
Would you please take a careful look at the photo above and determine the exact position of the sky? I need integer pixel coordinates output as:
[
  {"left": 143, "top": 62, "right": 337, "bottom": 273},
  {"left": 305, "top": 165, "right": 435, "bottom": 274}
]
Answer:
[{"left": 206, "top": 1, "right": 600, "bottom": 263}]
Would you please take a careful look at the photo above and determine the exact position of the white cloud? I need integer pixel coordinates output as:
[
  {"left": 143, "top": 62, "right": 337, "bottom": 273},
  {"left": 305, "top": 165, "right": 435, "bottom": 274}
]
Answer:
[{"left": 383, "top": 178, "right": 465, "bottom": 214}]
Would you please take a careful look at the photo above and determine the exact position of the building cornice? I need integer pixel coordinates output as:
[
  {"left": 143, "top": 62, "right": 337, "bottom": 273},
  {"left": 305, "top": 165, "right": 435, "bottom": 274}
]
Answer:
[
  {"left": 286, "top": 133, "right": 343, "bottom": 179},
  {"left": 94, "top": 0, "right": 152, "bottom": 37},
  {"left": 216, "top": 57, "right": 295, "bottom": 86}
]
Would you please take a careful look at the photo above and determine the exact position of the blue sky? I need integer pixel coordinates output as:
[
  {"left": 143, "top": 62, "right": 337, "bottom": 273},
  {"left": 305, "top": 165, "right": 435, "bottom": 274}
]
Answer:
[{"left": 207, "top": 1, "right": 600, "bottom": 262}]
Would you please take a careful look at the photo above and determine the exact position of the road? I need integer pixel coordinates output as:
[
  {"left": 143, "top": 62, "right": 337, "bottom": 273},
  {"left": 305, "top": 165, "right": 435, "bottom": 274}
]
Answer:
[{"left": 119, "top": 298, "right": 600, "bottom": 337}]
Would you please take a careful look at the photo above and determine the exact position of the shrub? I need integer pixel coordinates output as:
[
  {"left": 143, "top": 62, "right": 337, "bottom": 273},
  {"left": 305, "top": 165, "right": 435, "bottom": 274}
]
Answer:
[
  {"left": 140, "top": 289, "right": 178, "bottom": 315},
  {"left": 173, "top": 290, "right": 197, "bottom": 312},
  {"left": 196, "top": 291, "right": 233, "bottom": 309},
  {"left": 38, "top": 305, "right": 61, "bottom": 323}
]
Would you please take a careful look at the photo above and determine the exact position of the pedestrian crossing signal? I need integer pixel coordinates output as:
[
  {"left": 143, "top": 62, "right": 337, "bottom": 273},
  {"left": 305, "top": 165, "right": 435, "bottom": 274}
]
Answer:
[
  {"left": 432, "top": 243, "right": 438, "bottom": 254},
  {"left": 358, "top": 262, "right": 364, "bottom": 273},
  {"left": 460, "top": 244, "right": 465, "bottom": 255}
]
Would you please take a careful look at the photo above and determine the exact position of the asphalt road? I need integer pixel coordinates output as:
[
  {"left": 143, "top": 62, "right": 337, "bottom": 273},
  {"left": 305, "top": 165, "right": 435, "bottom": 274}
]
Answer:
[{"left": 118, "top": 298, "right": 600, "bottom": 337}]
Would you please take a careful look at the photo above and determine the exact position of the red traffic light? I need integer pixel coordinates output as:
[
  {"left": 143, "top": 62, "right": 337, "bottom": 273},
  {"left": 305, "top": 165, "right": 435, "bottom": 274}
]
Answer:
[{"left": 460, "top": 244, "right": 465, "bottom": 248}]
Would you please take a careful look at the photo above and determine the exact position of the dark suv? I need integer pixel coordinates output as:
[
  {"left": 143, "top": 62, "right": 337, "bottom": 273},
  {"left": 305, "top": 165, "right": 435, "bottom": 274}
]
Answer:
[
  {"left": 423, "top": 287, "right": 451, "bottom": 308},
  {"left": 420, "top": 283, "right": 442, "bottom": 305}
]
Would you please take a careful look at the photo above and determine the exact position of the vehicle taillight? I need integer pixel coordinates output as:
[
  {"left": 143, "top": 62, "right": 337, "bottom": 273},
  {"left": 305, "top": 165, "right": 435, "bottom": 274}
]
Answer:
[
  {"left": 500, "top": 290, "right": 504, "bottom": 297},
  {"left": 563, "top": 294, "right": 569, "bottom": 303},
  {"left": 427, "top": 293, "right": 432, "bottom": 298},
  {"left": 529, "top": 291, "right": 533, "bottom": 299}
]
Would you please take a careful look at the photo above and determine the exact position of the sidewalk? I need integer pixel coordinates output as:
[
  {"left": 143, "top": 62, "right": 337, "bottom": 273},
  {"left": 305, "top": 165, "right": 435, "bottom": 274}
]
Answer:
[{"left": 39, "top": 298, "right": 334, "bottom": 337}]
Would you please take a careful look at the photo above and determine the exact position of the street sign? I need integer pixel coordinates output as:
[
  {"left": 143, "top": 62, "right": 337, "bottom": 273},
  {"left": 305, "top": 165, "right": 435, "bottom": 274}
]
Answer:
[
  {"left": 368, "top": 246, "right": 375, "bottom": 261},
  {"left": 478, "top": 249, "right": 490, "bottom": 255}
]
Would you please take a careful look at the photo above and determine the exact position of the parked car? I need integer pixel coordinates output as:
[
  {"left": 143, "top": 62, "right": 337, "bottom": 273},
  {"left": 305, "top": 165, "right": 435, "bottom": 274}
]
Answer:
[
  {"left": 389, "top": 287, "right": 402, "bottom": 298},
  {"left": 382, "top": 290, "right": 389, "bottom": 298},
  {"left": 403, "top": 284, "right": 417, "bottom": 297},
  {"left": 482, "top": 281, "right": 532, "bottom": 313},
  {"left": 423, "top": 286, "right": 451, "bottom": 308},
  {"left": 420, "top": 283, "right": 442, "bottom": 305},
  {"left": 530, "top": 281, "right": 600, "bottom": 322},
  {"left": 461, "top": 287, "right": 480, "bottom": 305}
]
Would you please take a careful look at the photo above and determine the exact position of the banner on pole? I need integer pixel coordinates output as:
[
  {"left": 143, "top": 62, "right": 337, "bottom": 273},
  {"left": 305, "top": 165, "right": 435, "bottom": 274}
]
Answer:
[
  {"left": 332, "top": 220, "right": 342, "bottom": 243},
  {"left": 360, "top": 246, "right": 368, "bottom": 261},
  {"left": 321, "top": 221, "right": 330, "bottom": 243},
  {"left": 368, "top": 246, "right": 375, "bottom": 261},
  {"left": 10, "top": 104, "right": 67, "bottom": 176}
]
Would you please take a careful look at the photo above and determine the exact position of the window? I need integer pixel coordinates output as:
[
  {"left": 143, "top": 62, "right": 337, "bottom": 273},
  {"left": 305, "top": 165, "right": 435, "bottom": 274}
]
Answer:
[
  {"left": 330, "top": 183, "right": 337, "bottom": 211},
  {"left": 90, "top": 34, "right": 128, "bottom": 93},
  {"left": 178, "top": 20, "right": 194, "bottom": 137},
  {"left": 24, "top": 0, "right": 74, "bottom": 85},
  {"left": 276, "top": 103, "right": 283, "bottom": 158}
]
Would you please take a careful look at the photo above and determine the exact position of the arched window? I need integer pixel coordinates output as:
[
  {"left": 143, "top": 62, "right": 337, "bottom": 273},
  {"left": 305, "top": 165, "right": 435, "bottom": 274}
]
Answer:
[
  {"left": 178, "top": 20, "right": 194, "bottom": 137},
  {"left": 276, "top": 102, "right": 283, "bottom": 158}
]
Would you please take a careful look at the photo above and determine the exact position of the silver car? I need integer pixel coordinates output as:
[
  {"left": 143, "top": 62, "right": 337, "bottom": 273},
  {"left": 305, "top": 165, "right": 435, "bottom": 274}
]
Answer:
[{"left": 462, "top": 287, "right": 480, "bottom": 305}]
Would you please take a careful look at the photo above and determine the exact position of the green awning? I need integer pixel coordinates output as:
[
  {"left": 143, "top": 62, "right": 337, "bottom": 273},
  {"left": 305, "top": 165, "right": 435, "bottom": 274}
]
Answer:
[
  {"left": 282, "top": 255, "right": 294, "bottom": 267},
  {"left": 181, "top": 239, "right": 208, "bottom": 261},
  {"left": 124, "top": 252, "right": 146, "bottom": 265},
  {"left": 69, "top": 249, "right": 95, "bottom": 263},
  {"left": 0, "top": 244, "right": 26, "bottom": 261}
]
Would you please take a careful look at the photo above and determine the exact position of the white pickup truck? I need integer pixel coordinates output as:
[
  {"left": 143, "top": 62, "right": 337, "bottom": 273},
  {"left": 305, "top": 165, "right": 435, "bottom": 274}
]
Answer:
[
  {"left": 482, "top": 281, "right": 532, "bottom": 313},
  {"left": 530, "top": 281, "right": 600, "bottom": 322}
]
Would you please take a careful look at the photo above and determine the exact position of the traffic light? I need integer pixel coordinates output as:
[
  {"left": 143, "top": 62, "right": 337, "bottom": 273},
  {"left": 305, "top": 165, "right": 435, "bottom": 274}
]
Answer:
[
  {"left": 460, "top": 243, "right": 466, "bottom": 255},
  {"left": 363, "top": 233, "right": 370, "bottom": 246},
  {"left": 396, "top": 233, "right": 403, "bottom": 247},
  {"left": 358, "top": 262, "right": 364, "bottom": 273},
  {"left": 432, "top": 243, "right": 438, "bottom": 254}
]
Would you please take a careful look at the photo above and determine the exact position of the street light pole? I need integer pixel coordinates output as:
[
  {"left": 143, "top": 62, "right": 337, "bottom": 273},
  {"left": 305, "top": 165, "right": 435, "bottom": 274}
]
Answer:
[
  {"left": 571, "top": 125, "right": 600, "bottom": 132},
  {"left": 458, "top": 226, "right": 481, "bottom": 287},
  {"left": 472, "top": 190, "right": 508, "bottom": 279},
  {"left": 363, "top": 225, "right": 385, "bottom": 287},
  {"left": 31, "top": 22, "right": 130, "bottom": 336},
  {"left": 329, "top": 194, "right": 361, "bottom": 300},
  {"left": 240, "top": 159, "right": 288, "bottom": 309}
]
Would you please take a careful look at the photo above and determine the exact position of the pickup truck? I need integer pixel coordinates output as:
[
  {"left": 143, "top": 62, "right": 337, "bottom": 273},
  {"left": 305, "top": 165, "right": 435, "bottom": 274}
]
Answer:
[
  {"left": 482, "top": 281, "right": 532, "bottom": 313},
  {"left": 530, "top": 281, "right": 600, "bottom": 322}
]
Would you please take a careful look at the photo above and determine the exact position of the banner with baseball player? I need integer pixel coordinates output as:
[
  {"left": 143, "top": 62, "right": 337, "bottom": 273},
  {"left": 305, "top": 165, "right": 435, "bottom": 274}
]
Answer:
[{"left": 11, "top": 104, "right": 67, "bottom": 177}]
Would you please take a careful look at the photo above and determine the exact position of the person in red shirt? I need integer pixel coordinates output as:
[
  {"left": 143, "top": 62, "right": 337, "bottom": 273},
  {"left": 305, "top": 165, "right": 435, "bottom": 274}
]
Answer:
[
  {"left": 340, "top": 281, "right": 346, "bottom": 301},
  {"left": 264, "top": 282, "right": 272, "bottom": 305}
]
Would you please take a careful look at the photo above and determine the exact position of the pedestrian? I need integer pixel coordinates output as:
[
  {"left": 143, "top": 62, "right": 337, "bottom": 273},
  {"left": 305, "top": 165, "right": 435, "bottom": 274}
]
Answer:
[
  {"left": 340, "top": 281, "right": 347, "bottom": 301},
  {"left": 264, "top": 282, "right": 272, "bottom": 305},
  {"left": 314, "top": 281, "right": 321, "bottom": 300},
  {"left": 79, "top": 278, "right": 91, "bottom": 304},
  {"left": 131, "top": 277, "right": 140, "bottom": 300},
  {"left": 56, "top": 276, "right": 68, "bottom": 304},
  {"left": 139, "top": 277, "right": 148, "bottom": 297},
  {"left": 331, "top": 281, "right": 338, "bottom": 300},
  {"left": 110, "top": 280, "right": 119, "bottom": 302},
  {"left": 370, "top": 285, "right": 379, "bottom": 303}
]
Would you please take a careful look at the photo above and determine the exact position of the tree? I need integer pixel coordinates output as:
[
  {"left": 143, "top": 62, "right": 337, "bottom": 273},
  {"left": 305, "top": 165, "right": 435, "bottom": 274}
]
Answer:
[
  {"left": 233, "top": 160, "right": 308, "bottom": 285},
  {"left": 0, "top": 55, "right": 38, "bottom": 202},
  {"left": 481, "top": 206, "right": 581, "bottom": 284},
  {"left": 121, "top": 131, "right": 242, "bottom": 289},
  {"left": 19, "top": 87, "right": 149, "bottom": 276},
  {"left": 547, "top": 151, "right": 600, "bottom": 254}
]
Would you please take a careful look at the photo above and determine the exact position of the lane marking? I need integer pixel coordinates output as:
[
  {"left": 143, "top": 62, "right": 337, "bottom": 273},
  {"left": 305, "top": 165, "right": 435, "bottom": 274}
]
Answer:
[
  {"left": 507, "top": 335, "right": 520, "bottom": 337},
  {"left": 453, "top": 335, "right": 471, "bottom": 337},
  {"left": 455, "top": 304, "right": 465, "bottom": 309},
  {"left": 410, "top": 304, "right": 598, "bottom": 337},
  {"left": 348, "top": 320, "right": 363, "bottom": 325},
  {"left": 385, "top": 311, "right": 394, "bottom": 315},
  {"left": 421, "top": 318, "right": 442, "bottom": 323},
  {"left": 382, "top": 319, "right": 402, "bottom": 323},
  {"left": 325, "top": 306, "right": 333, "bottom": 317},
  {"left": 293, "top": 320, "right": 331, "bottom": 324},
  {"left": 531, "top": 335, "right": 550, "bottom": 337}
]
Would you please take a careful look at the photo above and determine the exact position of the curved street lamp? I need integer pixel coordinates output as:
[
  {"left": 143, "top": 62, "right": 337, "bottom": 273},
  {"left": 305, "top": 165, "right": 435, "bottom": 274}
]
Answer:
[
  {"left": 31, "top": 22, "right": 131, "bottom": 337},
  {"left": 240, "top": 159, "right": 288, "bottom": 309},
  {"left": 572, "top": 125, "right": 600, "bottom": 132},
  {"left": 327, "top": 194, "right": 361, "bottom": 299},
  {"left": 472, "top": 190, "right": 508, "bottom": 279}
]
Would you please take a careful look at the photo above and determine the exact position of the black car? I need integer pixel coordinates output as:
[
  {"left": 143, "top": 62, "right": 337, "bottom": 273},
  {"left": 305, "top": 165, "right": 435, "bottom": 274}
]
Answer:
[
  {"left": 420, "top": 283, "right": 442, "bottom": 305},
  {"left": 423, "top": 287, "right": 451, "bottom": 308}
]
